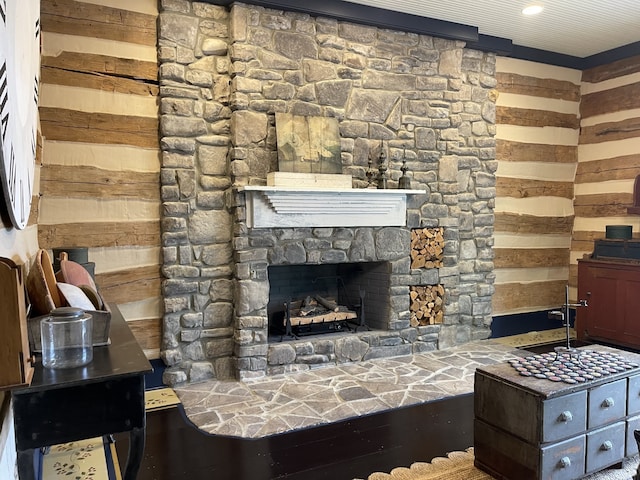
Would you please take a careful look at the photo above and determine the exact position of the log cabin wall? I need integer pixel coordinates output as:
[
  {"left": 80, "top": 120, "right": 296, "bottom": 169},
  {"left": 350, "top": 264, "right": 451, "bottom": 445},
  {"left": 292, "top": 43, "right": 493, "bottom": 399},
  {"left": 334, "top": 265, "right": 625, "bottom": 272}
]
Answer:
[
  {"left": 31, "top": 1, "right": 640, "bottom": 364},
  {"left": 493, "top": 57, "right": 580, "bottom": 316},
  {"left": 572, "top": 55, "right": 640, "bottom": 295},
  {"left": 37, "top": 0, "right": 162, "bottom": 358}
]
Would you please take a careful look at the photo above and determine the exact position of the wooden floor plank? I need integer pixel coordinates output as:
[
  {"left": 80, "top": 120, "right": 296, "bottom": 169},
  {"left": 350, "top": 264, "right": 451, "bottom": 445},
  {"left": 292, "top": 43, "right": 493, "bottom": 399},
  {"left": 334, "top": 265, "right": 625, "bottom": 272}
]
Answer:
[{"left": 115, "top": 394, "right": 475, "bottom": 480}]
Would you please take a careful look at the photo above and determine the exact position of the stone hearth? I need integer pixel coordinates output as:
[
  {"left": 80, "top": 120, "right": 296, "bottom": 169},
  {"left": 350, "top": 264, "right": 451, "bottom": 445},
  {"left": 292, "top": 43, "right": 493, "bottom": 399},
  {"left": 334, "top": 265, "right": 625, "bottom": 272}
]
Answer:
[
  {"left": 174, "top": 339, "right": 519, "bottom": 438},
  {"left": 158, "top": 2, "right": 497, "bottom": 385}
]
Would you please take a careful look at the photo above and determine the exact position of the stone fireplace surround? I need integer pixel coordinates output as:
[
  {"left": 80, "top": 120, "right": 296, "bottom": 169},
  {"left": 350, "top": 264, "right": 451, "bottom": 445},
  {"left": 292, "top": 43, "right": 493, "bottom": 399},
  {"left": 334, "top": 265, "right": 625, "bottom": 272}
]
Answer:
[{"left": 158, "top": 1, "right": 497, "bottom": 385}]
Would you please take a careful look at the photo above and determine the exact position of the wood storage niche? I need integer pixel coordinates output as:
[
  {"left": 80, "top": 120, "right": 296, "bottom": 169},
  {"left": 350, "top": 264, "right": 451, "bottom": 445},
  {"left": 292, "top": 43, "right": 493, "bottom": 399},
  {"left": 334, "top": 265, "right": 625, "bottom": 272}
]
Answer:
[
  {"left": 411, "top": 227, "right": 444, "bottom": 269},
  {"left": 410, "top": 284, "right": 444, "bottom": 326}
]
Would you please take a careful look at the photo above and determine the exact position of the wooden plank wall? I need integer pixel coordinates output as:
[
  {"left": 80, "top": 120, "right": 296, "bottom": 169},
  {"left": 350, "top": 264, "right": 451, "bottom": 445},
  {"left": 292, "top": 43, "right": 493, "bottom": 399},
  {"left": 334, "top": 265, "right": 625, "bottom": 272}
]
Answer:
[
  {"left": 573, "top": 55, "right": 640, "bottom": 294},
  {"left": 32, "top": 2, "right": 640, "bottom": 344},
  {"left": 493, "top": 57, "right": 581, "bottom": 315},
  {"left": 37, "top": 0, "right": 162, "bottom": 358}
]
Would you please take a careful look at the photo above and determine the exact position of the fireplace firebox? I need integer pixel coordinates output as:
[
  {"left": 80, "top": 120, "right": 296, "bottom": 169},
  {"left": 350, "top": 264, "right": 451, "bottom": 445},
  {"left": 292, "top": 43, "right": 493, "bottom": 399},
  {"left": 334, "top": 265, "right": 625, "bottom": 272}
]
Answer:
[{"left": 268, "top": 262, "right": 391, "bottom": 340}]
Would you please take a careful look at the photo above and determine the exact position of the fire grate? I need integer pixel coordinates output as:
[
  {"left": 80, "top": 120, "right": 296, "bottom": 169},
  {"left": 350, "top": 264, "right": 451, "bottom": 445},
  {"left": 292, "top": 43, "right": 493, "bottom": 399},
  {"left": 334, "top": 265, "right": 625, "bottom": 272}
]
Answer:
[{"left": 271, "top": 293, "right": 363, "bottom": 339}]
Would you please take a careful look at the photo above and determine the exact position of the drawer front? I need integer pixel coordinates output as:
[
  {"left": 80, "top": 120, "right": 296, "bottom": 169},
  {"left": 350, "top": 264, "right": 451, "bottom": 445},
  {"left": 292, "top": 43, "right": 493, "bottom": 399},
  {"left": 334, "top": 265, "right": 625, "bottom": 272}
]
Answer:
[
  {"left": 626, "top": 415, "right": 640, "bottom": 457},
  {"left": 586, "top": 422, "right": 625, "bottom": 474},
  {"left": 628, "top": 375, "right": 640, "bottom": 415},
  {"left": 541, "top": 435, "right": 585, "bottom": 480},
  {"left": 588, "top": 379, "right": 626, "bottom": 428},
  {"left": 542, "top": 390, "right": 587, "bottom": 443}
]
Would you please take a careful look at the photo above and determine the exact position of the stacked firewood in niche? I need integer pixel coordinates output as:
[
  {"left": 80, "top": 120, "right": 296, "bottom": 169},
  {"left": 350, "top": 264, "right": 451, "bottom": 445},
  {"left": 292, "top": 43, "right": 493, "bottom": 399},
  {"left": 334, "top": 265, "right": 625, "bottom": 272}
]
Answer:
[
  {"left": 410, "top": 285, "right": 445, "bottom": 326},
  {"left": 411, "top": 227, "right": 444, "bottom": 269}
]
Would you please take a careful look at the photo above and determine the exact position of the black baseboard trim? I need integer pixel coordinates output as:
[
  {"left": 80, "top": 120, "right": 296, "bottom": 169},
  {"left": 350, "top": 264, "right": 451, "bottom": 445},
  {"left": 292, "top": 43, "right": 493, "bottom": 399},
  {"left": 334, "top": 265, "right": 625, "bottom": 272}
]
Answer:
[
  {"left": 144, "top": 358, "right": 167, "bottom": 389},
  {"left": 490, "top": 310, "right": 575, "bottom": 338}
]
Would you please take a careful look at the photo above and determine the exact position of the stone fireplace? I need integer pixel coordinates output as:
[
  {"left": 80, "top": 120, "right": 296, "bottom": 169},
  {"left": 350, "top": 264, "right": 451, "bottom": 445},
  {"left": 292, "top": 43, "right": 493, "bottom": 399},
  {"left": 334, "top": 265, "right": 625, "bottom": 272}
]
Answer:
[{"left": 158, "top": 2, "right": 497, "bottom": 385}]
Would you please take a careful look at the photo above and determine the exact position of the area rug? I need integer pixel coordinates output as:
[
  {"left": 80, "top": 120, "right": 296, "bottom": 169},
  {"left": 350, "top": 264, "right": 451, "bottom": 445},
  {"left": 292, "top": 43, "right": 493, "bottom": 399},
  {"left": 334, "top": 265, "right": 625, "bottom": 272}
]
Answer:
[
  {"left": 144, "top": 386, "right": 181, "bottom": 411},
  {"left": 362, "top": 448, "right": 640, "bottom": 480},
  {"left": 38, "top": 436, "right": 120, "bottom": 480}
]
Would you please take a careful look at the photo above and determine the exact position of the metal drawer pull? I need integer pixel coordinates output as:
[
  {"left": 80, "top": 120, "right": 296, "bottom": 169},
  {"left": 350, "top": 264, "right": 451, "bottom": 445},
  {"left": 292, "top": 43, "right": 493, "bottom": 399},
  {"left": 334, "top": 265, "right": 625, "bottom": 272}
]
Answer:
[
  {"left": 558, "top": 411, "right": 573, "bottom": 422},
  {"left": 559, "top": 457, "right": 571, "bottom": 468},
  {"left": 600, "top": 440, "right": 613, "bottom": 451},
  {"left": 601, "top": 397, "right": 615, "bottom": 408}
]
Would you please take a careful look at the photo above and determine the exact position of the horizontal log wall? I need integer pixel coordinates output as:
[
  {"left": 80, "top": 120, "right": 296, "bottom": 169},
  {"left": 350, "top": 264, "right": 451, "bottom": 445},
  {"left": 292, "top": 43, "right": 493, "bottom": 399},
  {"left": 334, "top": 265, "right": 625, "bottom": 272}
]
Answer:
[
  {"left": 38, "top": 0, "right": 161, "bottom": 358},
  {"left": 494, "top": 57, "right": 581, "bottom": 316},
  {"left": 32, "top": 3, "right": 640, "bottom": 344},
  {"left": 574, "top": 54, "right": 640, "bottom": 302}
]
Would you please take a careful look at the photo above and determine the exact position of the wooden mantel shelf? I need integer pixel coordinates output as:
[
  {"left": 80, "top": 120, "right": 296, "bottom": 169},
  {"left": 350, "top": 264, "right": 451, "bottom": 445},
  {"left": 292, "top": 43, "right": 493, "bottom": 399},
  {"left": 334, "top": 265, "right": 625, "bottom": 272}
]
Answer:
[{"left": 239, "top": 186, "right": 425, "bottom": 228}]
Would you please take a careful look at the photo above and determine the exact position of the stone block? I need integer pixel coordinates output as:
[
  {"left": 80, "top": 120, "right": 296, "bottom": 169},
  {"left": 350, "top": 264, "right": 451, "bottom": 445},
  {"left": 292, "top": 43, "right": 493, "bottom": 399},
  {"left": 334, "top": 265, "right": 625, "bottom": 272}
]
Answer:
[
  {"left": 203, "top": 302, "right": 233, "bottom": 328},
  {"left": 268, "top": 344, "right": 296, "bottom": 365},
  {"left": 202, "top": 38, "right": 228, "bottom": 56},
  {"left": 160, "top": 13, "right": 199, "bottom": 48},
  {"left": 161, "top": 116, "right": 208, "bottom": 137},
  {"left": 189, "top": 210, "right": 232, "bottom": 244},
  {"left": 291, "top": 342, "right": 311, "bottom": 356},
  {"left": 189, "top": 362, "right": 215, "bottom": 382},
  {"left": 299, "top": 354, "right": 332, "bottom": 365},
  {"left": 413, "top": 341, "right": 437, "bottom": 353},
  {"left": 184, "top": 341, "right": 205, "bottom": 361},
  {"left": 363, "top": 344, "right": 412, "bottom": 360},
  {"left": 205, "top": 338, "right": 234, "bottom": 358},
  {"left": 346, "top": 89, "right": 400, "bottom": 123},
  {"left": 335, "top": 336, "right": 369, "bottom": 362},
  {"left": 234, "top": 343, "right": 269, "bottom": 358},
  {"left": 162, "top": 368, "right": 187, "bottom": 386}
]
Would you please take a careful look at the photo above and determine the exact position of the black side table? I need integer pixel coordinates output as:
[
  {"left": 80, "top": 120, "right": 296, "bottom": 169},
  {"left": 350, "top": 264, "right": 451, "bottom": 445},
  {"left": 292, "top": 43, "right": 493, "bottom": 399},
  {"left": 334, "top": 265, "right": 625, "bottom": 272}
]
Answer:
[{"left": 12, "top": 305, "right": 152, "bottom": 480}]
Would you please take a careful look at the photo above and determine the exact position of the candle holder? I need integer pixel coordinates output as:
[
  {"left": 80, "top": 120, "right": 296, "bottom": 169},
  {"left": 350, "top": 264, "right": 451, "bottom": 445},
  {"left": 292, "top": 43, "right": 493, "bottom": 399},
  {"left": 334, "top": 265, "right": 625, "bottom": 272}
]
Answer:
[
  {"left": 376, "top": 148, "right": 388, "bottom": 189},
  {"left": 366, "top": 157, "right": 376, "bottom": 188},
  {"left": 398, "top": 159, "right": 411, "bottom": 189}
]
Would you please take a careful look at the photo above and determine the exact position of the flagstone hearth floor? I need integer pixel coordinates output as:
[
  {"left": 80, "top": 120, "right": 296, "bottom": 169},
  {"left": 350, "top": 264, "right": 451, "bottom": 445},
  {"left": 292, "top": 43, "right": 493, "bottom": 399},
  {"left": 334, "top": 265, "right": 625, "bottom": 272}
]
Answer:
[{"left": 173, "top": 338, "right": 534, "bottom": 439}]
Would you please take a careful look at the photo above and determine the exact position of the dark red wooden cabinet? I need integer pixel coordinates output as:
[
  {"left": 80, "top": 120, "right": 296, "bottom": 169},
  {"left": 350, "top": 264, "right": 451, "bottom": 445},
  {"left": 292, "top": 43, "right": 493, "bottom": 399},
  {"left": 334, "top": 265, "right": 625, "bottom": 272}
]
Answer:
[{"left": 577, "top": 258, "right": 640, "bottom": 348}]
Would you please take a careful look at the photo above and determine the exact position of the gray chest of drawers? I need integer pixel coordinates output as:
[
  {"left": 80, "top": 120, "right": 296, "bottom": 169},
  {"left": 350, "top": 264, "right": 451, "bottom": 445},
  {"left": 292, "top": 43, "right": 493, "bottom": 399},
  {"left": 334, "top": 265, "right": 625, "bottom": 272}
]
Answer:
[{"left": 474, "top": 345, "right": 640, "bottom": 480}]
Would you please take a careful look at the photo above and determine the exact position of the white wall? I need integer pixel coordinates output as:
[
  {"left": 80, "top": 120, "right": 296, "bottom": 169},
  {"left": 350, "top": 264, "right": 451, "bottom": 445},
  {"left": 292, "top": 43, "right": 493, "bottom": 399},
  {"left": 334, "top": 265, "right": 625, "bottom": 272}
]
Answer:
[
  {"left": 0, "top": 227, "right": 39, "bottom": 478},
  {"left": 0, "top": 397, "right": 18, "bottom": 480}
]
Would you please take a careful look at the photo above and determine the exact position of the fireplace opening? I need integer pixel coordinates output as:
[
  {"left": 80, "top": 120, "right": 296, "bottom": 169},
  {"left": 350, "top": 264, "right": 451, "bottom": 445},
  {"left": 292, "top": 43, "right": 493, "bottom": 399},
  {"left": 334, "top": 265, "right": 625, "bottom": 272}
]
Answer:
[{"left": 267, "top": 262, "right": 391, "bottom": 340}]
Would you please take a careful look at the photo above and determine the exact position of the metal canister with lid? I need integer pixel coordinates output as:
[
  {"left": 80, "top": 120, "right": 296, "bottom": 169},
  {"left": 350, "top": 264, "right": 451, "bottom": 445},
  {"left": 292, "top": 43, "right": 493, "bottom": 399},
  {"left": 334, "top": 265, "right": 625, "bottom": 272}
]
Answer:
[{"left": 41, "top": 307, "right": 93, "bottom": 368}]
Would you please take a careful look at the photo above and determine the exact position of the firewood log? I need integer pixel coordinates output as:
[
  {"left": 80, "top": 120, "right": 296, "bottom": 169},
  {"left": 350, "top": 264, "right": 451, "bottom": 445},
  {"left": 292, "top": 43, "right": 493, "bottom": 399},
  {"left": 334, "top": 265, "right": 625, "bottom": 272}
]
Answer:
[{"left": 315, "top": 295, "right": 339, "bottom": 311}]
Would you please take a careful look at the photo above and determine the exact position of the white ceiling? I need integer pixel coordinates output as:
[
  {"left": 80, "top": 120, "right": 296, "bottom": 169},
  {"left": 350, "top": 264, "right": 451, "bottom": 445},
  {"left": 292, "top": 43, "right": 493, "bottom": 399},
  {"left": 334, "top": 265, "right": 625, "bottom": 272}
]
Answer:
[{"left": 341, "top": 0, "right": 640, "bottom": 58}]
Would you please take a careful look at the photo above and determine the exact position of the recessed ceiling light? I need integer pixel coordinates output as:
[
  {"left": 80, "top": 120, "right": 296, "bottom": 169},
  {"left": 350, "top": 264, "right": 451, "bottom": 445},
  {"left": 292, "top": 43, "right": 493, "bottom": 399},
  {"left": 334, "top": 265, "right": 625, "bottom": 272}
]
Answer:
[{"left": 522, "top": 4, "right": 544, "bottom": 15}]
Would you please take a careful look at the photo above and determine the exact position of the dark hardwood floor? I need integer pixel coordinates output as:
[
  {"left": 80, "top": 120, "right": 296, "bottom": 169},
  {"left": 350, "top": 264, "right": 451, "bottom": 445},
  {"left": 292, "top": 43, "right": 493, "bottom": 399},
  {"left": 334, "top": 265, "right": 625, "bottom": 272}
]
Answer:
[
  {"left": 115, "top": 393, "right": 474, "bottom": 480},
  {"left": 118, "top": 339, "right": 621, "bottom": 479}
]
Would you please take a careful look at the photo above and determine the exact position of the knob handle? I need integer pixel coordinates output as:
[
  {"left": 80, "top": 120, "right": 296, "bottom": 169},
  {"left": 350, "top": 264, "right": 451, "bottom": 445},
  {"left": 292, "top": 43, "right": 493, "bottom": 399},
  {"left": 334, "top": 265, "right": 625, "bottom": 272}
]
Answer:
[
  {"left": 559, "top": 411, "right": 573, "bottom": 422},
  {"left": 602, "top": 397, "right": 615, "bottom": 408},
  {"left": 559, "top": 456, "right": 571, "bottom": 468},
  {"left": 600, "top": 440, "right": 613, "bottom": 451}
]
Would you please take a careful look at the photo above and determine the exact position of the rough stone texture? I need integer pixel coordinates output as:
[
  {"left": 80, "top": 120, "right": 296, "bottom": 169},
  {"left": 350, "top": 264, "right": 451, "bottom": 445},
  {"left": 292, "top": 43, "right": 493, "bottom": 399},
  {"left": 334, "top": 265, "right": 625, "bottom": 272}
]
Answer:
[
  {"left": 159, "top": 2, "right": 496, "bottom": 385},
  {"left": 335, "top": 336, "right": 370, "bottom": 362},
  {"left": 268, "top": 344, "right": 296, "bottom": 365}
]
